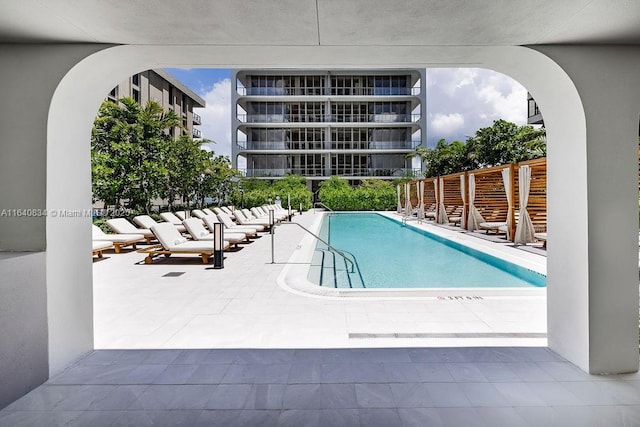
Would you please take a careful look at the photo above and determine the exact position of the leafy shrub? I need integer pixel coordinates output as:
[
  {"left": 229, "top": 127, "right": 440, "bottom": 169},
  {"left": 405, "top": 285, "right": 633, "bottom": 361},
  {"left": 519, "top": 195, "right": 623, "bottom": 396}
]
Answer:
[
  {"left": 318, "top": 177, "right": 396, "bottom": 211},
  {"left": 229, "top": 175, "right": 313, "bottom": 211}
]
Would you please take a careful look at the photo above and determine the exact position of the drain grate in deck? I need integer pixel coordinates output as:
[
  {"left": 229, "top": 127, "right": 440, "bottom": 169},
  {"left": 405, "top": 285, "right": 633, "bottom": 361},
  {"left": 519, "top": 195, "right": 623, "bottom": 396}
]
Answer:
[
  {"left": 162, "top": 272, "right": 185, "bottom": 277},
  {"left": 349, "top": 332, "right": 547, "bottom": 339}
]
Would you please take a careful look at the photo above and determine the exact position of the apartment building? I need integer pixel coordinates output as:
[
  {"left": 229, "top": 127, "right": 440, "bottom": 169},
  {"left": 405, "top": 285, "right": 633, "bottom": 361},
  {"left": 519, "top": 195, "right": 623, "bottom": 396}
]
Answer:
[
  {"left": 527, "top": 92, "right": 544, "bottom": 126},
  {"left": 107, "top": 69, "right": 205, "bottom": 139},
  {"left": 231, "top": 69, "right": 426, "bottom": 190}
]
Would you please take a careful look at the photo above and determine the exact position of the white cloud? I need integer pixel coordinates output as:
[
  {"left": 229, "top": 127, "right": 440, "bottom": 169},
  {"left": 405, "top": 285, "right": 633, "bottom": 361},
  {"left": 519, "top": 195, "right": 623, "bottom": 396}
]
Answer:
[
  {"left": 430, "top": 113, "right": 465, "bottom": 136},
  {"left": 198, "top": 78, "right": 232, "bottom": 159},
  {"left": 426, "top": 68, "right": 528, "bottom": 146}
]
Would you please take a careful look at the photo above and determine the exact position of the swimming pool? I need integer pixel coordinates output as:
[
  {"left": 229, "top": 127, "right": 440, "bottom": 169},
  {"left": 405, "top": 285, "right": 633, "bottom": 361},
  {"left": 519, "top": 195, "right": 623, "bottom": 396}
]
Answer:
[{"left": 309, "top": 213, "right": 546, "bottom": 289}]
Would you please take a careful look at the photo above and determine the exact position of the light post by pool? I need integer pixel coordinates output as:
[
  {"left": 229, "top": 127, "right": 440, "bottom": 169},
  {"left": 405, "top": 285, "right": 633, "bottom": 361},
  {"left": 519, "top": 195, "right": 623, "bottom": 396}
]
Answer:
[
  {"left": 213, "top": 222, "right": 224, "bottom": 269},
  {"left": 269, "top": 210, "right": 275, "bottom": 264}
]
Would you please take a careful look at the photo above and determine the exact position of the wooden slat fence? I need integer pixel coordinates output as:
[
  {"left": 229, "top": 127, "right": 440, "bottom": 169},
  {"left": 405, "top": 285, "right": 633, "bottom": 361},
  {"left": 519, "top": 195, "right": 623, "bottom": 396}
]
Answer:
[{"left": 406, "top": 157, "right": 548, "bottom": 242}]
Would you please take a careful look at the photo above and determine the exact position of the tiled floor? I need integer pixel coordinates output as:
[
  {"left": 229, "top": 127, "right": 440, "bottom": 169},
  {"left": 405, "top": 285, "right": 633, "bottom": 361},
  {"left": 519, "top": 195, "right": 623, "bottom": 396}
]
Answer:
[{"left": 2, "top": 348, "right": 639, "bottom": 426}]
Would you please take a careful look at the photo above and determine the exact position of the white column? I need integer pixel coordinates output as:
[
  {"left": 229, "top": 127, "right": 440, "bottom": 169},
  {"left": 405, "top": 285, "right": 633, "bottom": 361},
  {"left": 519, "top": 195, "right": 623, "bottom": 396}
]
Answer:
[{"left": 534, "top": 46, "right": 640, "bottom": 374}]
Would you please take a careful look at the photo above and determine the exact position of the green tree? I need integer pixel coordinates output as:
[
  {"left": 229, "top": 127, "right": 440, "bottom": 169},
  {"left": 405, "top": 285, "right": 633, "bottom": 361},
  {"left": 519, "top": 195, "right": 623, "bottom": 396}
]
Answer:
[
  {"left": 92, "top": 98, "right": 243, "bottom": 213},
  {"left": 91, "top": 97, "right": 182, "bottom": 212},
  {"left": 410, "top": 139, "right": 468, "bottom": 177},
  {"left": 409, "top": 120, "right": 546, "bottom": 177},
  {"left": 161, "top": 135, "right": 213, "bottom": 210},
  {"left": 465, "top": 119, "right": 546, "bottom": 168},
  {"left": 198, "top": 155, "right": 240, "bottom": 207}
]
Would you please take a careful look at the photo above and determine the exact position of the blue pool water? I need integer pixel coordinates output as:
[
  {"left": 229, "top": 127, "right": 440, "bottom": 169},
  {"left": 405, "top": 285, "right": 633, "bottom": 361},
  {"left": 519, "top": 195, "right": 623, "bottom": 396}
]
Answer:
[{"left": 314, "top": 213, "right": 546, "bottom": 289}]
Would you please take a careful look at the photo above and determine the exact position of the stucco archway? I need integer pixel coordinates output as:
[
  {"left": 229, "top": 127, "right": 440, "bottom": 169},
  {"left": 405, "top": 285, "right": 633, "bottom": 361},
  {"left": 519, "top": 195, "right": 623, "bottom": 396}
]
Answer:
[{"left": 44, "top": 44, "right": 638, "bottom": 377}]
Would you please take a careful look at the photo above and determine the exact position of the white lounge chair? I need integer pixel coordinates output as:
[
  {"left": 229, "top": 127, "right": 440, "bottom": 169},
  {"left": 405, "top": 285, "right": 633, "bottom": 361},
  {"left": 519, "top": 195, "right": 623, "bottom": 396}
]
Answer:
[
  {"left": 191, "top": 209, "right": 207, "bottom": 219},
  {"left": 216, "top": 212, "right": 264, "bottom": 233},
  {"left": 270, "top": 203, "right": 295, "bottom": 217},
  {"left": 92, "top": 225, "right": 145, "bottom": 253},
  {"left": 201, "top": 215, "right": 257, "bottom": 240},
  {"left": 174, "top": 211, "right": 190, "bottom": 221},
  {"left": 106, "top": 218, "right": 155, "bottom": 243},
  {"left": 138, "top": 213, "right": 186, "bottom": 232},
  {"left": 479, "top": 221, "right": 507, "bottom": 234},
  {"left": 214, "top": 206, "right": 235, "bottom": 220},
  {"left": 92, "top": 240, "right": 113, "bottom": 258},
  {"left": 221, "top": 206, "right": 235, "bottom": 216},
  {"left": 138, "top": 223, "right": 229, "bottom": 264},
  {"left": 253, "top": 206, "right": 287, "bottom": 221},
  {"left": 183, "top": 217, "right": 247, "bottom": 247},
  {"left": 534, "top": 232, "right": 547, "bottom": 248},
  {"left": 160, "top": 212, "right": 185, "bottom": 226},
  {"left": 234, "top": 210, "right": 272, "bottom": 228}
]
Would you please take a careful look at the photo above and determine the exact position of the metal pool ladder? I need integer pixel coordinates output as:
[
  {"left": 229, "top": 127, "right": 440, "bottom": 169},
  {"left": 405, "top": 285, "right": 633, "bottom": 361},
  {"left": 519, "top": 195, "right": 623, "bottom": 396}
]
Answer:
[{"left": 278, "top": 221, "right": 365, "bottom": 288}]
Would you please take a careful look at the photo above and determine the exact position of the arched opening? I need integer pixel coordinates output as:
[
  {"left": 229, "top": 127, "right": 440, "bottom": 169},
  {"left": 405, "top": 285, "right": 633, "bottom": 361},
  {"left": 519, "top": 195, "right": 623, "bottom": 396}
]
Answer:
[{"left": 44, "top": 44, "right": 638, "bottom": 376}]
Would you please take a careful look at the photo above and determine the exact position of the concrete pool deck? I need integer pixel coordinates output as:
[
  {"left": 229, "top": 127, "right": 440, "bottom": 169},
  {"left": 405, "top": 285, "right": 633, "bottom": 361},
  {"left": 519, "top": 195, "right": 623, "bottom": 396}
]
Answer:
[{"left": 93, "top": 210, "right": 547, "bottom": 350}]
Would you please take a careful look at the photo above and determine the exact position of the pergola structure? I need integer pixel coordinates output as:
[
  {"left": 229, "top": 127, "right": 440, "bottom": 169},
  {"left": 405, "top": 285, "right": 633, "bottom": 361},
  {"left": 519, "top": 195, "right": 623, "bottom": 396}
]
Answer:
[{"left": 1, "top": 0, "right": 640, "bottom": 409}]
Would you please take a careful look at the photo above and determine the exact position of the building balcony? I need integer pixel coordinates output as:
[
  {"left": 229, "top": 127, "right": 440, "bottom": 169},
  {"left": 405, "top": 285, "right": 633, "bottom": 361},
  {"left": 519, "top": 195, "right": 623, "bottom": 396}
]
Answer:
[
  {"left": 192, "top": 112, "right": 202, "bottom": 125},
  {"left": 237, "top": 113, "right": 421, "bottom": 124},
  {"left": 239, "top": 167, "right": 420, "bottom": 178},
  {"left": 236, "top": 141, "right": 417, "bottom": 151},
  {"left": 236, "top": 86, "right": 421, "bottom": 96},
  {"left": 192, "top": 128, "right": 202, "bottom": 138}
]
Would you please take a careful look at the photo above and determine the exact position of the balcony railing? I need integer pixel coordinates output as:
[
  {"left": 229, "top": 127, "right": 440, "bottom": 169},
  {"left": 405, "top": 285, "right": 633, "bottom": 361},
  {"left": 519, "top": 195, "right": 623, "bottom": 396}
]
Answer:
[
  {"left": 192, "top": 112, "right": 202, "bottom": 125},
  {"left": 237, "top": 87, "right": 422, "bottom": 96},
  {"left": 239, "top": 168, "right": 420, "bottom": 178},
  {"left": 192, "top": 128, "right": 202, "bottom": 138},
  {"left": 237, "top": 113, "right": 421, "bottom": 124},
  {"left": 236, "top": 141, "right": 417, "bottom": 151}
]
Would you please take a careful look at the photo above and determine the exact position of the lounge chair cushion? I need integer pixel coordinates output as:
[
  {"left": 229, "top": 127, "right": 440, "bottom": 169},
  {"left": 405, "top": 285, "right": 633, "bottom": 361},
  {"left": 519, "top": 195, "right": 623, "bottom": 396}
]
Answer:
[
  {"left": 106, "top": 218, "right": 154, "bottom": 237},
  {"left": 92, "top": 241, "right": 113, "bottom": 251},
  {"left": 92, "top": 225, "right": 144, "bottom": 243},
  {"left": 151, "top": 223, "right": 218, "bottom": 251}
]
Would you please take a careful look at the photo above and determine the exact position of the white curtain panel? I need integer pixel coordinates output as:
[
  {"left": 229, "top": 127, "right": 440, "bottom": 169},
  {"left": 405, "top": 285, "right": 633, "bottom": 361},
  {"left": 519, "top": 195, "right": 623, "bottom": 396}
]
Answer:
[
  {"left": 404, "top": 182, "right": 413, "bottom": 216},
  {"left": 437, "top": 177, "right": 448, "bottom": 224},
  {"left": 459, "top": 174, "right": 467, "bottom": 229},
  {"left": 396, "top": 185, "right": 402, "bottom": 213},
  {"left": 515, "top": 165, "right": 536, "bottom": 244},
  {"left": 466, "top": 173, "right": 485, "bottom": 231},
  {"left": 417, "top": 181, "right": 425, "bottom": 220},
  {"left": 501, "top": 167, "right": 513, "bottom": 240}
]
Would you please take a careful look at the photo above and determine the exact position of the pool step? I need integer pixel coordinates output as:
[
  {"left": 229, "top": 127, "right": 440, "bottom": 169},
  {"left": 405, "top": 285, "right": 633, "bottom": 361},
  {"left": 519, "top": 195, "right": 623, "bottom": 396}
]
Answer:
[{"left": 310, "top": 248, "right": 364, "bottom": 289}]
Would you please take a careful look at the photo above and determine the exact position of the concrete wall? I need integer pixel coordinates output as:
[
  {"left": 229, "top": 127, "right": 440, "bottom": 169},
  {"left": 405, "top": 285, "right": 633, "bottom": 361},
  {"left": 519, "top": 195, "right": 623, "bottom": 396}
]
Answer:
[
  {"left": 0, "top": 44, "right": 108, "bottom": 409},
  {"left": 1, "top": 42, "right": 639, "bottom": 409},
  {"left": 0, "top": 253, "right": 47, "bottom": 409}
]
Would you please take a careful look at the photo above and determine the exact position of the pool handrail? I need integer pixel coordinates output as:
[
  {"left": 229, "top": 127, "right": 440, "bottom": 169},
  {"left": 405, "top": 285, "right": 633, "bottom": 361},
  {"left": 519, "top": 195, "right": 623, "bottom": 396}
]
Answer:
[
  {"left": 313, "top": 202, "right": 335, "bottom": 215},
  {"left": 278, "top": 221, "right": 360, "bottom": 278}
]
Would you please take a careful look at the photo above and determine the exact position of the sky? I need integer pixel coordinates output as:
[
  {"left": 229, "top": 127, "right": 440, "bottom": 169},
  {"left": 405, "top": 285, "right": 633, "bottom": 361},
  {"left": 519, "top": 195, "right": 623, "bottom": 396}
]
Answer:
[{"left": 165, "top": 67, "right": 529, "bottom": 160}]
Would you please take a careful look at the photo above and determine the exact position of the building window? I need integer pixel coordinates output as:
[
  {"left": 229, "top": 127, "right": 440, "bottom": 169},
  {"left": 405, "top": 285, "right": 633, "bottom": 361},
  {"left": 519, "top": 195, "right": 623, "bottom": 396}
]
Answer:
[
  {"left": 182, "top": 94, "right": 187, "bottom": 113},
  {"left": 132, "top": 73, "right": 139, "bottom": 86},
  {"left": 528, "top": 98, "right": 540, "bottom": 118},
  {"left": 168, "top": 87, "right": 174, "bottom": 105},
  {"left": 108, "top": 87, "right": 118, "bottom": 100},
  {"left": 132, "top": 88, "right": 140, "bottom": 103}
]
